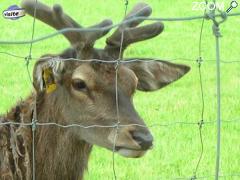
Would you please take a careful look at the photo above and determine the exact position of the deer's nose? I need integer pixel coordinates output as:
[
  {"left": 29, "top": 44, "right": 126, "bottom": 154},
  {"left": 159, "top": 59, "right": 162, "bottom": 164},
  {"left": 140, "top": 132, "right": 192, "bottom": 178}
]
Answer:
[{"left": 132, "top": 131, "right": 153, "bottom": 150}]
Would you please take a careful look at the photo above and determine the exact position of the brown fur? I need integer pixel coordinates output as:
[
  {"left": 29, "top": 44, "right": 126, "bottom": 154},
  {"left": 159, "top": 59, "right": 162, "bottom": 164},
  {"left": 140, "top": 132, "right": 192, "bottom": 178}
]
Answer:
[
  {"left": 0, "top": 96, "right": 33, "bottom": 180},
  {"left": 0, "top": 92, "right": 93, "bottom": 180}
]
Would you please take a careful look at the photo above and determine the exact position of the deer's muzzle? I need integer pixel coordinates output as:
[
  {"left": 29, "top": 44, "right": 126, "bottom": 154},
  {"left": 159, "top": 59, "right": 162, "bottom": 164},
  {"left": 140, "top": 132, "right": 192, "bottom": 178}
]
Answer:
[{"left": 108, "top": 126, "right": 153, "bottom": 158}]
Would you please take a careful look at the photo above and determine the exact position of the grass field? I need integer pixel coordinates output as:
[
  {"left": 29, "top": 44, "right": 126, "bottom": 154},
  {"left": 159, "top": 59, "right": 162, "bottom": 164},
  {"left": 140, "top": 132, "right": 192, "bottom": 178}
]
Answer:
[{"left": 0, "top": 0, "right": 240, "bottom": 179}]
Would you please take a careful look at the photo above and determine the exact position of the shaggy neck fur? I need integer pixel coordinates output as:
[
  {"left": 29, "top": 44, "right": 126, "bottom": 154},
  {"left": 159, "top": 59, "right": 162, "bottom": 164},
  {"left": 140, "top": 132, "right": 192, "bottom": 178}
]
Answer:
[{"left": 0, "top": 93, "right": 93, "bottom": 180}]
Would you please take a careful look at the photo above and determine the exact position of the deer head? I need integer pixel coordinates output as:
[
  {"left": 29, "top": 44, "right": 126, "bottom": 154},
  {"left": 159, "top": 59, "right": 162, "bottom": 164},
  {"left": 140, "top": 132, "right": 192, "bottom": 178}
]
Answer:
[{"left": 21, "top": 0, "right": 190, "bottom": 158}]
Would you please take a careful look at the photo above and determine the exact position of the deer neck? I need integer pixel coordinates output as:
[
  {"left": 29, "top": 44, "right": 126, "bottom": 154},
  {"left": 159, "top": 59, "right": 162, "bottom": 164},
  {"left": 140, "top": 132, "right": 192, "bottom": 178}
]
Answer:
[{"left": 35, "top": 97, "right": 93, "bottom": 180}]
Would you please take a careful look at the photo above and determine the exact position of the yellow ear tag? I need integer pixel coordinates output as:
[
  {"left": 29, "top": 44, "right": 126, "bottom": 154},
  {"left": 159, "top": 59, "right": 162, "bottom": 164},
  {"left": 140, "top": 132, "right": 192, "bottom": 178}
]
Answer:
[{"left": 43, "top": 68, "right": 57, "bottom": 94}]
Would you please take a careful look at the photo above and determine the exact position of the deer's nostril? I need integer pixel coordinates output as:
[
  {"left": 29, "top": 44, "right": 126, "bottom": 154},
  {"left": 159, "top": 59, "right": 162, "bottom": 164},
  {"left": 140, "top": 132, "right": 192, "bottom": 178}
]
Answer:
[{"left": 132, "top": 131, "right": 153, "bottom": 150}]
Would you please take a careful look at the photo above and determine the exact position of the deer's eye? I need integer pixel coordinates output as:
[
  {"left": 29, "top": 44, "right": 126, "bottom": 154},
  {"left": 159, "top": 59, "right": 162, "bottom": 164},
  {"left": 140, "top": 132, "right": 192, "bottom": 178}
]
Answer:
[{"left": 72, "top": 79, "right": 87, "bottom": 91}]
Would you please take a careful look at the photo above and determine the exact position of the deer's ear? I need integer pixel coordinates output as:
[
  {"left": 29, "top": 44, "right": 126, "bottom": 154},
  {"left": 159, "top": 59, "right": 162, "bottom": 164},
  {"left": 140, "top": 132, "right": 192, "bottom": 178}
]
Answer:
[
  {"left": 33, "top": 57, "right": 65, "bottom": 93},
  {"left": 125, "top": 59, "right": 190, "bottom": 91}
]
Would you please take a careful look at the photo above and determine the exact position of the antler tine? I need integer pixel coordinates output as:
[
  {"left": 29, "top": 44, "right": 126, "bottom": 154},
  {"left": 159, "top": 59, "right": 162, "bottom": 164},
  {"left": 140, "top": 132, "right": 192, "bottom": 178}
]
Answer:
[
  {"left": 105, "top": 3, "right": 164, "bottom": 58},
  {"left": 84, "top": 19, "right": 113, "bottom": 46},
  {"left": 105, "top": 3, "right": 151, "bottom": 45},
  {"left": 21, "top": 0, "right": 113, "bottom": 49},
  {"left": 21, "top": 0, "right": 82, "bottom": 45},
  {"left": 122, "top": 3, "right": 152, "bottom": 28},
  {"left": 52, "top": 4, "right": 81, "bottom": 28}
]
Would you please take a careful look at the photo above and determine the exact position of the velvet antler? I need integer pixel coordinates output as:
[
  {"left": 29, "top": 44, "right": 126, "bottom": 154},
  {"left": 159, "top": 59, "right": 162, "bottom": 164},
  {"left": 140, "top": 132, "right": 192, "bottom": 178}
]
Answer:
[
  {"left": 21, "top": 0, "right": 113, "bottom": 52},
  {"left": 21, "top": 1, "right": 164, "bottom": 60},
  {"left": 105, "top": 3, "right": 164, "bottom": 59}
]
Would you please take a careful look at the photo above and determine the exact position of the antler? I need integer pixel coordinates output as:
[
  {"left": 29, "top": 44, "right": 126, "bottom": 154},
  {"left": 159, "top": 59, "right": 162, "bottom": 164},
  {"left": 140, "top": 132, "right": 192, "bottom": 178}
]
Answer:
[
  {"left": 21, "top": 0, "right": 112, "bottom": 50},
  {"left": 105, "top": 3, "right": 164, "bottom": 59},
  {"left": 21, "top": 1, "right": 164, "bottom": 61}
]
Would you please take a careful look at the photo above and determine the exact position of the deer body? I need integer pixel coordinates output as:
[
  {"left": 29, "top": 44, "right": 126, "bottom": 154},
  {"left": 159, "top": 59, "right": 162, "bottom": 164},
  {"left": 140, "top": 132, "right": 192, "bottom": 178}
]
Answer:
[{"left": 0, "top": 1, "right": 190, "bottom": 179}]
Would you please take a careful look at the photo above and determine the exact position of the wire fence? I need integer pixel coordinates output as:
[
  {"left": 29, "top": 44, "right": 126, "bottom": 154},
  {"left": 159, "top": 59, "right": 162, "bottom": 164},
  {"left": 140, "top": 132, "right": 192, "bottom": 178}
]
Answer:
[{"left": 0, "top": 0, "right": 240, "bottom": 180}]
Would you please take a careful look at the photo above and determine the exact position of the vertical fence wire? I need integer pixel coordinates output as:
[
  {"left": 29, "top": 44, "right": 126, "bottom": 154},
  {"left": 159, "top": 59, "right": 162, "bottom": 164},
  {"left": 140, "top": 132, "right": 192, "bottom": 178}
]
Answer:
[
  {"left": 112, "top": 1, "right": 129, "bottom": 179},
  {"left": 214, "top": 22, "right": 222, "bottom": 180},
  {"left": 25, "top": 0, "right": 38, "bottom": 179},
  {"left": 192, "top": 5, "right": 206, "bottom": 179},
  {"left": 210, "top": 0, "right": 223, "bottom": 179}
]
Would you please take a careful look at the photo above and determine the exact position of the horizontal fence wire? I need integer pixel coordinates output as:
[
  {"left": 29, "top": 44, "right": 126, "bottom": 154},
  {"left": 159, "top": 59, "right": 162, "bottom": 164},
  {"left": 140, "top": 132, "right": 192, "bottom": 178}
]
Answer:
[
  {"left": 0, "top": 1, "right": 240, "bottom": 180},
  {"left": 0, "top": 13, "right": 240, "bottom": 45},
  {"left": 174, "top": 173, "right": 240, "bottom": 180},
  {"left": 1, "top": 119, "right": 240, "bottom": 128},
  {"left": 1, "top": 51, "right": 240, "bottom": 64}
]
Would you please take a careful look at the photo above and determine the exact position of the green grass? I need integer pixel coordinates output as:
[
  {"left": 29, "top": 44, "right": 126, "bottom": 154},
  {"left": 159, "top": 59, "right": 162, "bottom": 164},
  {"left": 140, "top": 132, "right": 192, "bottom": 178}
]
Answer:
[{"left": 0, "top": 0, "right": 240, "bottom": 179}]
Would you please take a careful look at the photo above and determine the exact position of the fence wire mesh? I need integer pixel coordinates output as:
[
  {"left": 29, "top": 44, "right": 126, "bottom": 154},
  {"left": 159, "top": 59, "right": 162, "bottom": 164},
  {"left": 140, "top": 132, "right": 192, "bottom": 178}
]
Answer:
[{"left": 0, "top": 0, "right": 240, "bottom": 180}]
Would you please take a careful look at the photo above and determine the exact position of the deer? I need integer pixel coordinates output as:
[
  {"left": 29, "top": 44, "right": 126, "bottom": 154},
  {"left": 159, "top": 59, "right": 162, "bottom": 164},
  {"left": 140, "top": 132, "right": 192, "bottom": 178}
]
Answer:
[{"left": 0, "top": 0, "right": 190, "bottom": 180}]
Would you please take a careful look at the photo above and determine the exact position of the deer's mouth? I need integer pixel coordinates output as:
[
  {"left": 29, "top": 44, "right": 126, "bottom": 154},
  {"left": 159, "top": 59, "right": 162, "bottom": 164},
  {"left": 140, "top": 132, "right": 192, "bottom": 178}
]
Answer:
[
  {"left": 114, "top": 146, "right": 149, "bottom": 158},
  {"left": 116, "top": 147, "right": 147, "bottom": 158}
]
